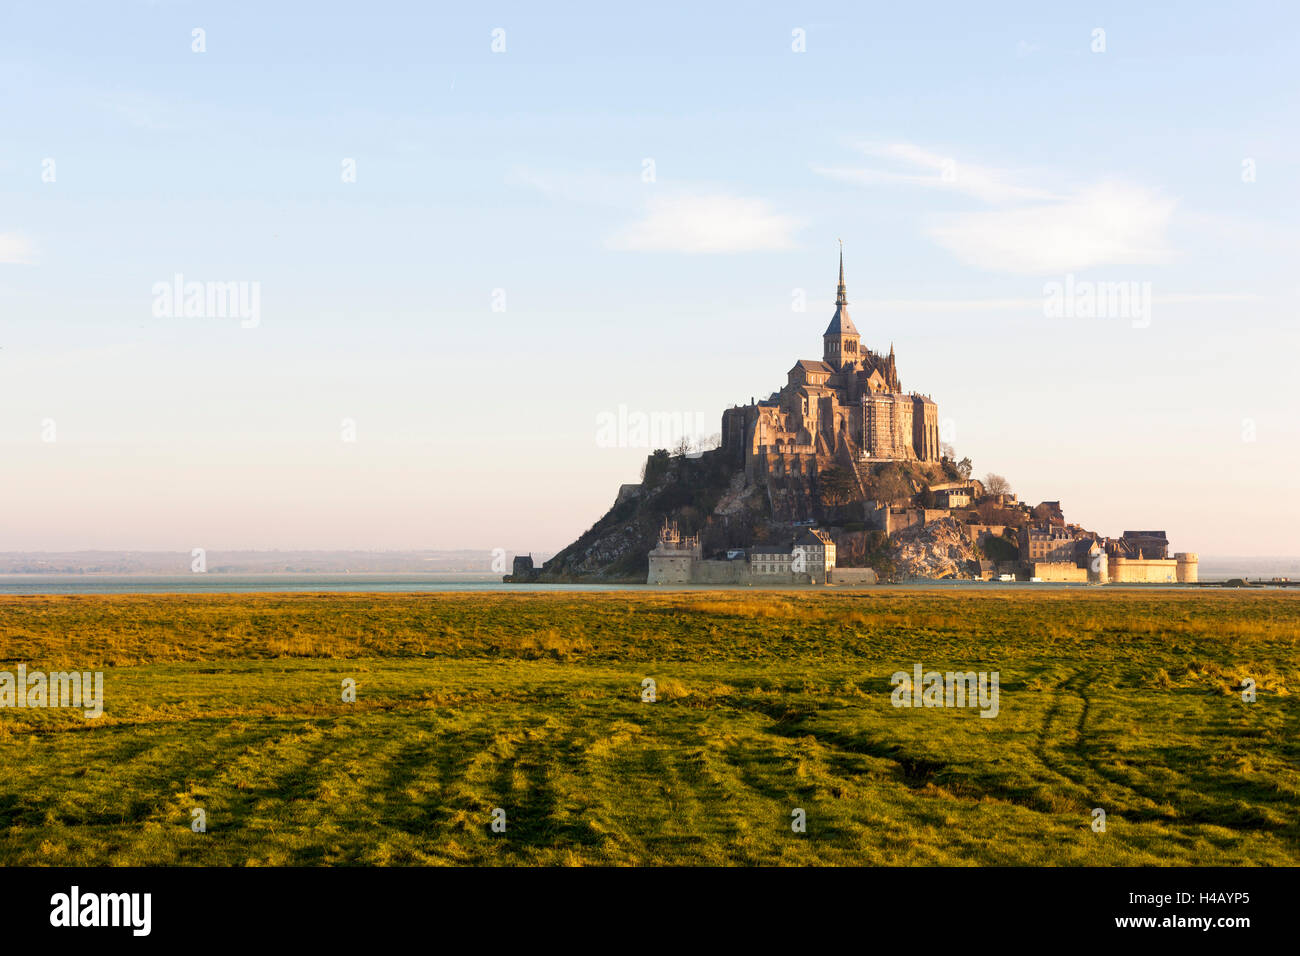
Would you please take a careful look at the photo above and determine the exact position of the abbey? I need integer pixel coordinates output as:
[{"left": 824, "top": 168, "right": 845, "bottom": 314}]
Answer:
[
  {"left": 533, "top": 246, "right": 1199, "bottom": 585},
  {"left": 721, "top": 249, "right": 940, "bottom": 486}
]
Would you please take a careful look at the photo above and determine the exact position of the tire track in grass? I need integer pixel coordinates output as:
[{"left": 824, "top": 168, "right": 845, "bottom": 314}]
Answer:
[
  {"left": 720, "top": 694, "right": 948, "bottom": 790},
  {"left": 1030, "top": 667, "right": 1128, "bottom": 821},
  {"left": 173, "top": 717, "right": 350, "bottom": 862},
  {"left": 1068, "top": 676, "right": 1291, "bottom": 834}
]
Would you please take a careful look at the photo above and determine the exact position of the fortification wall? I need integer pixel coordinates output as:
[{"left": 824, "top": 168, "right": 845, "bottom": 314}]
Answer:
[
  {"left": 1175, "top": 552, "right": 1199, "bottom": 583},
  {"left": 885, "top": 508, "right": 923, "bottom": 535},
  {"left": 966, "top": 525, "right": 1008, "bottom": 550},
  {"left": 1031, "top": 562, "right": 1087, "bottom": 582},
  {"left": 692, "top": 560, "right": 750, "bottom": 585},
  {"left": 1109, "top": 557, "right": 1178, "bottom": 584},
  {"left": 829, "top": 567, "right": 878, "bottom": 585},
  {"left": 648, "top": 553, "right": 694, "bottom": 585}
]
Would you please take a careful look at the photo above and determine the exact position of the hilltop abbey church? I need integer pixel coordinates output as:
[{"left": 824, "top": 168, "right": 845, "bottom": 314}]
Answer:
[
  {"left": 721, "top": 248, "right": 941, "bottom": 483},
  {"left": 544, "top": 244, "right": 1199, "bottom": 587},
  {"left": 648, "top": 248, "right": 932, "bottom": 585}
]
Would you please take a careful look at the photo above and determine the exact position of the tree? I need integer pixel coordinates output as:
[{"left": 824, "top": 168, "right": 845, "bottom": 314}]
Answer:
[
  {"left": 642, "top": 449, "right": 670, "bottom": 484},
  {"left": 984, "top": 473, "right": 1011, "bottom": 497},
  {"left": 957, "top": 457, "right": 973, "bottom": 480},
  {"left": 818, "top": 466, "right": 858, "bottom": 508},
  {"left": 863, "top": 462, "right": 912, "bottom": 504},
  {"left": 976, "top": 500, "right": 1025, "bottom": 528},
  {"left": 672, "top": 435, "right": 694, "bottom": 459}
]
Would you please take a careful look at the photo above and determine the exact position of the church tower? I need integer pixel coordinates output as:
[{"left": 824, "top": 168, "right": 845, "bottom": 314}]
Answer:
[{"left": 823, "top": 244, "right": 861, "bottom": 370}]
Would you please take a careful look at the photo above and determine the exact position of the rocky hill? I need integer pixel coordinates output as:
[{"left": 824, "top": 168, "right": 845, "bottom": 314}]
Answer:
[
  {"left": 536, "top": 447, "right": 992, "bottom": 583},
  {"left": 538, "top": 449, "right": 752, "bottom": 582}
]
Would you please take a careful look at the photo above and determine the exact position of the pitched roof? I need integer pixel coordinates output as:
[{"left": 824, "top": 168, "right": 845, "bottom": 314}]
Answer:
[
  {"left": 824, "top": 304, "right": 858, "bottom": 337},
  {"left": 796, "top": 528, "right": 835, "bottom": 547},
  {"left": 794, "top": 359, "right": 834, "bottom": 374}
]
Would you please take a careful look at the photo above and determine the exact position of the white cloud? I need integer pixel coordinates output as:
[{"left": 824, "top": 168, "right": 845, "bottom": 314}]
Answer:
[
  {"left": 929, "top": 182, "right": 1177, "bottom": 274},
  {"left": 859, "top": 292, "right": 1261, "bottom": 313},
  {"left": 814, "top": 142, "right": 1061, "bottom": 204},
  {"left": 505, "top": 166, "right": 634, "bottom": 206},
  {"left": 512, "top": 167, "right": 802, "bottom": 255},
  {"left": 608, "top": 195, "right": 801, "bottom": 253},
  {"left": 814, "top": 143, "right": 1179, "bottom": 274},
  {"left": 0, "top": 233, "right": 35, "bottom": 265}
]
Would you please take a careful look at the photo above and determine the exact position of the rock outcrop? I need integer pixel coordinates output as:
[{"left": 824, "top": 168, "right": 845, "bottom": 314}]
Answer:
[{"left": 887, "top": 518, "right": 979, "bottom": 580}]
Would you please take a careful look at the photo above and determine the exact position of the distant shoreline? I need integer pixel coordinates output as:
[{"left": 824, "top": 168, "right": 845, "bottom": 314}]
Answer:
[
  {"left": 0, "top": 570, "right": 501, "bottom": 577},
  {"left": 1, "top": 577, "right": 1297, "bottom": 596}
]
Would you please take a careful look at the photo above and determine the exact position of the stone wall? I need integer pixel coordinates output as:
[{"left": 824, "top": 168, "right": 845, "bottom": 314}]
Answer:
[
  {"left": 691, "top": 560, "right": 750, "bottom": 585},
  {"left": 1031, "top": 561, "right": 1087, "bottom": 582},
  {"left": 888, "top": 507, "right": 922, "bottom": 534},
  {"left": 829, "top": 567, "right": 878, "bottom": 585},
  {"left": 648, "top": 552, "right": 694, "bottom": 585},
  {"left": 965, "top": 524, "right": 1007, "bottom": 545},
  {"left": 1108, "top": 557, "right": 1179, "bottom": 584}
]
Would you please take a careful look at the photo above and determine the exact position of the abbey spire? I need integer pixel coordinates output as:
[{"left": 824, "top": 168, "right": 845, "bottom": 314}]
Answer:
[
  {"left": 836, "top": 242, "right": 847, "bottom": 307},
  {"left": 823, "top": 243, "right": 860, "bottom": 368}
]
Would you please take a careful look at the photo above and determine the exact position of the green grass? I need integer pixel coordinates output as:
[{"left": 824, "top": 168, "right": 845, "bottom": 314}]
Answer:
[{"left": 0, "top": 590, "right": 1296, "bottom": 865}]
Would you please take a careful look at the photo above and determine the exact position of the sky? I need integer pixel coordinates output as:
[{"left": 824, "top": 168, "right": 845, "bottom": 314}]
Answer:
[{"left": 1, "top": 0, "right": 1297, "bottom": 556}]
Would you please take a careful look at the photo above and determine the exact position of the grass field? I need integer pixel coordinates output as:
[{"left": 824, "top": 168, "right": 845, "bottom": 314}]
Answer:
[{"left": 0, "top": 589, "right": 1296, "bottom": 866}]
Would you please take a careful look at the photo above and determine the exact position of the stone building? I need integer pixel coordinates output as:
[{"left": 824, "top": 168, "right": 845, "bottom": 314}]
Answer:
[
  {"left": 721, "top": 249, "right": 941, "bottom": 489},
  {"left": 503, "top": 554, "right": 539, "bottom": 583},
  {"left": 750, "top": 545, "right": 796, "bottom": 579},
  {"left": 1012, "top": 524, "right": 1198, "bottom": 584},
  {"left": 647, "top": 521, "right": 844, "bottom": 586},
  {"left": 934, "top": 488, "right": 972, "bottom": 509},
  {"left": 795, "top": 527, "right": 836, "bottom": 583},
  {"left": 1114, "top": 530, "right": 1170, "bottom": 560},
  {"left": 645, "top": 520, "right": 701, "bottom": 585},
  {"left": 1019, "top": 525, "right": 1077, "bottom": 564}
]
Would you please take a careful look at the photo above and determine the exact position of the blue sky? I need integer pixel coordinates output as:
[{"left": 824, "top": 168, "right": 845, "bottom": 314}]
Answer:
[{"left": 2, "top": 0, "right": 1297, "bottom": 555}]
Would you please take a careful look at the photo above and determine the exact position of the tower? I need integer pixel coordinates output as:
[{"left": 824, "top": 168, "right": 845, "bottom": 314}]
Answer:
[
  {"left": 823, "top": 243, "right": 861, "bottom": 370},
  {"left": 884, "top": 343, "right": 900, "bottom": 391}
]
